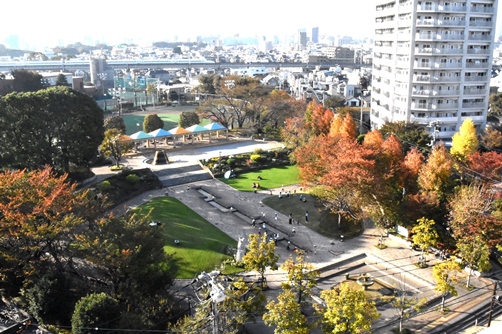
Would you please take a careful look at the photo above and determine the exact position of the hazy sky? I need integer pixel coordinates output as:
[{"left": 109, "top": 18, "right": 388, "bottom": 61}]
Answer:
[{"left": 1, "top": 0, "right": 502, "bottom": 49}]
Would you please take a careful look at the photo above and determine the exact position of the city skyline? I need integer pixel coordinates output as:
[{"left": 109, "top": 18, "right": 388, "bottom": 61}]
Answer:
[
  {"left": 3, "top": 0, "right": 383, "bottom": 49},
  {"left": 3, "top": 0, "right": 502, "bottom": 50}
]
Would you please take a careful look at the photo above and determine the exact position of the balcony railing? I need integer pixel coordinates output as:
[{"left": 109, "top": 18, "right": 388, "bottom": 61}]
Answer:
[
  {"left": 465, "top": 62, "right": 489, "bottom": 68},
  {"left": 463, "top": 89, "right": 487, "bottom": 95},
  {"left": 470, "top": 6, "right": 494, "bottom": 13},
  {"left": 469, "top": 21, "right": 494, "bottom": 27},
  {"left": 467, "top": 49, "right": 490, "bottom": 55},
  {"left": 464, "top": 76, "right": 487, "bottom": 82},
  {"left": 462, "top": 102, "right": 485, "bottom": 108},
  {"left": 468, "top": 35, "right": 492, "bottom": 41}
]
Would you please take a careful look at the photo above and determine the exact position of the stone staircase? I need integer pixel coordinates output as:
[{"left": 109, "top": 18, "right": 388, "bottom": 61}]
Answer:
[{"left": 155, "top": 164, "right": 213, "bottom": 187}]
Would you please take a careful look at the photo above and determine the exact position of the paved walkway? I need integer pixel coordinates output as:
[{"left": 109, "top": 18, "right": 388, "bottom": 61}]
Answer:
[{"left": 91, "top": 138, "right": 497, "bottom": 334}]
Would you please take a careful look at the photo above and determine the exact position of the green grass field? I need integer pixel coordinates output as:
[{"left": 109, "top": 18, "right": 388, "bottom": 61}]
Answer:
[
  {"left": 220, "top": 165, "right": 301, "bottom": 191},
  {"left": 134, "top": 197, "right": 241, "bottom": 278},
  {"left": 262, "top": 193, "right": 361, "bottom": 239},
  {"left": 123, "top": 114, "right": 210, "bottom": 135}
]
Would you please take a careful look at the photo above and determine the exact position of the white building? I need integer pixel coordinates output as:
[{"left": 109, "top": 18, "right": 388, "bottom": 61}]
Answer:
[{"left": 371, "top": 0, "right": 498, "bottom": 139}]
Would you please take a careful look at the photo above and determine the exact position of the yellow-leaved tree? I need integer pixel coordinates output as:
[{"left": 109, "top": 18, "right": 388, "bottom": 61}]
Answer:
[{"left": 450, "top": 118, "right": 479, "bottom": 162}]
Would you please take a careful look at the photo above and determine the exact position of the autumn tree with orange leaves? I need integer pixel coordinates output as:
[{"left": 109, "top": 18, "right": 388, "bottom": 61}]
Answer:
[{"left": 0, "top": 167, "right": 101, "bottom": 295}]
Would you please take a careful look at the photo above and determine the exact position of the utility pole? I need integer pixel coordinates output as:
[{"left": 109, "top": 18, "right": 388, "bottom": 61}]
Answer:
[
  {"left": 191, "top": 270, "right": 227, "bottom": 334},
  {"left": 487, "top": 281, "right": 498, "bottom": 327}
]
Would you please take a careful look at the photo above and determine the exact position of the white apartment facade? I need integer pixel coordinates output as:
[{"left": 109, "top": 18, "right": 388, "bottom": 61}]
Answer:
[{"left": 371, "top": 0, "right": 498, "bottom": 139}]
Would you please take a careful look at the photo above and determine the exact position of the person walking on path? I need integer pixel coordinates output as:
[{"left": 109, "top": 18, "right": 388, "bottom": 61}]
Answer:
[
  {"left": 252, "top": 218, "right": 256, "bottom": 227},
  {"left": 288, "top": 213, "right": 293, "bottom": 225},
  {"left": 262, "top": 222, "right": 266, "bottom": 231},
  {"left": 274, "top": 212, "right": 278, "bottom": 221},
  {"left": 305, "top": 210, "right": 309, "bottom": 222},
  {"left": 258, "top": 228, "right": 261, "bottom": 235},
  {"left": 291, "top": 227, "right": 296, "bottom": 235}
]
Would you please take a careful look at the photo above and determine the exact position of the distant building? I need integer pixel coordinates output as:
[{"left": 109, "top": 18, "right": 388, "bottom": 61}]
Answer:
[
  {"left": 298, "top": 30, "right": 307, "bottom": 49},
  {"left": 326, "top": 47, "right": 355, "bottom": 63},
  {"left": 312, "top": 27, "right": 319, "bottom": 44}
]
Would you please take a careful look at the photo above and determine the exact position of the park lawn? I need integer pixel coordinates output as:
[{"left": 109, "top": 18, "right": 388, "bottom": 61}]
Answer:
[
  {"left": 134, "top": 197, "right": 242, "bottom": 278},
  {"left": 220, "top": 165, "right": 301, "bottom": 191},
  {"left": 262, "top": 193, "right": 363, "bottom": 240},
  {"left": 124, "top": 114, "right": 211, "bottom": 135}
]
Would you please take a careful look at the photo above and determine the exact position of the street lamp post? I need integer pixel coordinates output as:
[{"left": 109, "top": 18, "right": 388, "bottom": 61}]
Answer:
[{"left": 219, "top": 151, "right": 222, "bottom": 175}]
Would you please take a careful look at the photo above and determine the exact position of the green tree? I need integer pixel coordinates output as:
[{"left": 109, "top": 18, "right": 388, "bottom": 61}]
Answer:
[
  {"left": 143, "top": 113, "right": 164, "bottom": 133},
  {"left": 379, "top": 121, "right": 431, "bottom": 153},
  {"left": 411, "top": 217, "right": 439, "bottom": 267},
  {"left": 71, "top": 293, "right": 121, "bottom": 334},
  {"left": 489, "top": 92, "right": 502, "bottom": 116},
  {"left": 391, "top": 277, "right": 427, "bottom": 334},
  {"left": 280, "top": 250, "right": 319, "bottom": 305},
  {"left": 315, "top": 283, "right": 380, "bottom": 334},
  {"left": 262, "top": 289, "right": 310, "bottom": 334},
  {"left": 55, "top": 73, "right": 70, "bottom": 86},
  {"left": 432, "top": 260, "right": 464, "bottom": 312},
  {"left": 104, "top": 115, "right": 126, "bottom": 133},
  {"left": 99, "top": 129, "right": 132, "bottom": 167},
  {"left": 456, "top": 236, "right": 491, "bottom": 288},
  {"left": 198, "top": 74, "right": 222, "bottom": 95},
  {"left": 323, "top": 95, "right": 346, "bottom": 111},
  {"left": 241, "top": 234, "right": 279, "bottom": 289},
  {"left": 179, "top": 111, "right": 200, "bottom": 128},
  {"left": 0, "top": 86, "right": 104, "bottom": 172},
  {"left": 22, "top": 269, "right": 76, "bottom": 325},
  {"left": 74, "top": 213, "right": 177, "bottom": 325},
  {"left": 450, "top": 118, "right": 479, "bottom": 162},
  {"left": 11, "top": 69, "right": 43, "bottom": 93}
]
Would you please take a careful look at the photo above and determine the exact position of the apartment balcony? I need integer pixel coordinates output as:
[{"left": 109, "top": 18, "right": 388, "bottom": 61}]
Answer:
[
  {"left": 436, "top": 131, "right": 457, "bottom": 138},
  {"left": 412, "top": 90, "right": 435, "bottom": 97},
  {"left": 469, "top": 21, "right": 494, "bottom": 27},
  {"left": 463, "top": 89, "right": 487, "bottom": 95},
  {"left": 415, "top": 48, "right": 463, "bottom": 55},
  {"left": 468, "top": 35, "right": 492, "bottom": 41},
  {"left": 411, "top": 116, "right": 459, "bottom": 124},
  {"left": 465, "top": 62, "right": 489, "bottom": 69},
  {"left": 412, "top": 102, "right": 459, "bottom": 110},
  {"left": 432, "top": 63, "right": 463, "bottom": 69},
  {"left": 462, "top": 102, "right": 485, "bottom": 108},
  {"left": 413, "top": 103, "right": 434, "bottom": 110},
  {"left": 470, "top": 6, "right": 494, "bottom": 13},
  {"left": 464, "top": 76, "right": 487, "bottom": 82},
  {"left": 416, "top": 19, "right": 437, "bottom": 26},
  {"left": 413, "top": 75, "right": 432, "bottom": 83},
  {"left": 461, "top": 115, "right": 485, "bottom": 122},
  {"left": 416, "top": 33, "right": 464, "bottom": 41},
  {"left": 434, "top": 76, "right": 462, "bottom": 83},
  {"left": 439, "top": 20, "right": 467, "bottom": 27},
  {"left": 467, "top": 48, "right": 490, "bottom": 55}
]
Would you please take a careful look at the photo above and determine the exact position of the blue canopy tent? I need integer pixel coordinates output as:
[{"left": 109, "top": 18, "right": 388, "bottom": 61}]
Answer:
[
  {"left": 185, "top": 124, "right": 210, "bottom": 144},
  {"left": 203, "top": 122, "right": 228, "bottom": 142},
  {"left": 148, "top": 128, "right": 172, "bottom": 148},
  {"left": 129, "top": 131, "right": 154, "bottom": 150}
]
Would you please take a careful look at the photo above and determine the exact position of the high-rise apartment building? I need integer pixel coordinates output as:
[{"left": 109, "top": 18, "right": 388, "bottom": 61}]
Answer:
[{"left": 371, "top": 0, "right": 498, "bottom": 140}]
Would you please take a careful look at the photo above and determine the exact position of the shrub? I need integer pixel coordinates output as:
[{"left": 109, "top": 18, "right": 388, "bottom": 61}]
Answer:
[
  {"left": 226, "top": 158, "right": 237, "bottom": 168},
  {"left": 250, "top": 154, "right": 262, "bottom": 163},
  {"left": 126, "top": 174, "right": 140, "bottom": 184},
  {"left": 98, "top": 181, "right": 112, "bottom": 192},
  {"left": 253, "top": 148, "right": 264, "bottom": 155}
]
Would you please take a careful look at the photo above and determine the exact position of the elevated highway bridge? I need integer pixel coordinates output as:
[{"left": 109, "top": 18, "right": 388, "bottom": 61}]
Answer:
[{"left": 0, "top": 59, "right": 370, "bottom": 73}]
